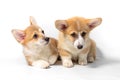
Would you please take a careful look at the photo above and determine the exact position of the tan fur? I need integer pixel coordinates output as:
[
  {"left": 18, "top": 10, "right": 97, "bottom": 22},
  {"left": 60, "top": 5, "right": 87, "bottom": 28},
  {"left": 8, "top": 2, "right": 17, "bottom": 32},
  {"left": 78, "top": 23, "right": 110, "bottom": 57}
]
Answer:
[
  {"left": 55, "top": 17, "right": 102, "bottom": 68},
  {"left": 12, "top": 16, "right": 58, "bottom": 68}
]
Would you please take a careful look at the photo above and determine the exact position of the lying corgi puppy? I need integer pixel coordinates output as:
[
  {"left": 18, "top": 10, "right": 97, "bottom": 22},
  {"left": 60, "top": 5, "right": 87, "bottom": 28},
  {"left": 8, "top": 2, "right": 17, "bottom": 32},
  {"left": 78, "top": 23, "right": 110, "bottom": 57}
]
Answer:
[
  {"left": 55, "top": 17, "right": 102, "bottom": 68},
  {"left": 12, "top": 16, "right": 58, "bottom": 69}
]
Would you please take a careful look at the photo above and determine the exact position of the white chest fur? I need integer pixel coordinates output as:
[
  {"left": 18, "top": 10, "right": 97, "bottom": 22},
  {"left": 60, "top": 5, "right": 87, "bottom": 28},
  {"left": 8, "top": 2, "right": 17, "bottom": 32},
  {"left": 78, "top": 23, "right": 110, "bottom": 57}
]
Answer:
[
  {"left": 61, "top": 39, "right": 90, "bottom": 60},
  {"left": 23, "top": 45, "right": 51, "bottom": 61},
  {"left": 62, "top": 40, "right": 81, "bottom": 59}
]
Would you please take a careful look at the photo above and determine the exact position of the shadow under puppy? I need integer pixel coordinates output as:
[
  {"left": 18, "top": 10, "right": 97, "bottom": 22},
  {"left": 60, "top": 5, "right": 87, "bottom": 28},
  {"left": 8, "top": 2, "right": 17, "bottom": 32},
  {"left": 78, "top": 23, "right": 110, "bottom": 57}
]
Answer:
[
  {"left": 12, "top": 16, "right": 58, "bottom": 69},
  {"left": 55, "top": 17, "right": 102, "bottom": 68}
]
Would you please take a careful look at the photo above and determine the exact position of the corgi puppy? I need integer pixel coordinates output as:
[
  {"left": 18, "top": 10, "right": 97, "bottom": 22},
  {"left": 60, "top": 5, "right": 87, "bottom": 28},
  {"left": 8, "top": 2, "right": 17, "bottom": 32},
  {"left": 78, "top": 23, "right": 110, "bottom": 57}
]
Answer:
[
  {"left": 12, "top": 16, "right": 58, "bottom": 69},
  {"left": 55, "top": 17, "right": 102, "bottom": 68}
]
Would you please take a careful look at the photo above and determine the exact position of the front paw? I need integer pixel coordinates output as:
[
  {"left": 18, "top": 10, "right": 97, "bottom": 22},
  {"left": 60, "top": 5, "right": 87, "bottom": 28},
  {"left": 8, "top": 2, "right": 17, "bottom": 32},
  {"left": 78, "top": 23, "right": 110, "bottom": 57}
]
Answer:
[
  {"left": 32, "top": 60, "right": 50, "bottom": 69},
  {"left": 63, "top": 60, "right": 73, "bottom": 68},
  {"left": 87, "top": 57, "right": 95, "bottom": 63},
  {"left": 78, "top": 59, "right": 87, "bottom": 66}
]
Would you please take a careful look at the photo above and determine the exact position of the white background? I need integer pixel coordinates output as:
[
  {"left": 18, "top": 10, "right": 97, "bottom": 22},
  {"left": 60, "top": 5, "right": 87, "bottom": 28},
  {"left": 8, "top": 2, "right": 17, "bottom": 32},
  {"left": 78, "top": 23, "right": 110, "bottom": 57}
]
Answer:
[{"left": 0, "top": 0, "right": 120, "bottom": 80}]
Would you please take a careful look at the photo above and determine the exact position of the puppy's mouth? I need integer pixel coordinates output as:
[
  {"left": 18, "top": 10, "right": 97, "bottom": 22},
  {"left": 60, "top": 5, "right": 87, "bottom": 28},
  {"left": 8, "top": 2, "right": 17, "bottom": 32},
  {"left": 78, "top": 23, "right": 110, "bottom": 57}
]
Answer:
[{"left": 38, "top": 37, "right": 50, "bottom": 45}]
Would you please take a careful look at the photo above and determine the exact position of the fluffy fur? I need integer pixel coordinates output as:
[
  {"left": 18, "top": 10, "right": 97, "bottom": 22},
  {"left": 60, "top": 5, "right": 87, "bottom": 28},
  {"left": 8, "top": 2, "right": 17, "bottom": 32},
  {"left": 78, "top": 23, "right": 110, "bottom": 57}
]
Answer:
[
  {"left": 12, "top": 16, "right": 58, "bottom": 69},
  {"left": 55, "top": 17, "right": 102, "bottom": 68}
]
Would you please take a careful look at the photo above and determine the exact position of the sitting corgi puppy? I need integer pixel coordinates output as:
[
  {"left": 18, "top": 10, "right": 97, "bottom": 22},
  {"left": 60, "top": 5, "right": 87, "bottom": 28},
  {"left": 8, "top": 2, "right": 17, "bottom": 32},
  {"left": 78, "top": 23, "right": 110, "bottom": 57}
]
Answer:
[
  {"left": 55, "top": 17, "right": 102, "bottom": 68},
  {"left": 12, "top": 16, "right": 58, "bottom": 69}
]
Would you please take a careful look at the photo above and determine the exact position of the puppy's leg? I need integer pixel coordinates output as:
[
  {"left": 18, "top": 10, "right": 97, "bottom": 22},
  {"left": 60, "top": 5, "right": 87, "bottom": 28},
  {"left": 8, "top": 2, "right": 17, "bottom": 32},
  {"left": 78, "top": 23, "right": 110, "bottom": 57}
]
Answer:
[
  {"left": 59, "top": 49, "right": 73, "bottom": 68},
  {"left": 32, "top": 60, "right": 50, "bottom": 69},
  {"left": 48, "top": 38, "right": 58, "bottom": 65},
  {"left": 49, "top": 54, "right": 58, "bottom": 65},
  {"left": 78, "top": 53, "right": 88, "bottom": 65},
  {"left": 25, "top": 55, "right": 50, "bottom": 68},
  {"left": 87, "top": 40, "right": 96, "bottom": 63}
]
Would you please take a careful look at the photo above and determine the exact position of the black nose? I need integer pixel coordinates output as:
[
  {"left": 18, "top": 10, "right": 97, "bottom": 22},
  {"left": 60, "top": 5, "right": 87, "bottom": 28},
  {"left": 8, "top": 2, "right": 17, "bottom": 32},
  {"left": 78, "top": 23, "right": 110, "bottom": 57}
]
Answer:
[
  {"left": 45, "top": 37, "right": 50, "bottom": 42},
  {"left": 77, "top": 45, "right": 83, "bottom": 49}
]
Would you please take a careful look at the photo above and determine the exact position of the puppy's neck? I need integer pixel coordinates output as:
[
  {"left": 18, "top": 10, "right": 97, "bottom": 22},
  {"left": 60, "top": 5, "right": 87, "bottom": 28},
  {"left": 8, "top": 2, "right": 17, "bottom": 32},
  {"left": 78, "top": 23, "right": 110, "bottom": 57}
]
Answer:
[{"left": 23, "top": 43, "right": 49, "bottom": 55}]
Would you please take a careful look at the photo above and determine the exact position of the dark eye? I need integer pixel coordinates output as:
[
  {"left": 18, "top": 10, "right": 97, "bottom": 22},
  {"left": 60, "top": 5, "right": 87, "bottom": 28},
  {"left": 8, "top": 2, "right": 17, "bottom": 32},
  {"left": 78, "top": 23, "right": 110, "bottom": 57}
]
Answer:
[
  {"left": 81, "top": 32, "right": 86, "bottom": 37},
  {"left": 42, "top": 30, "right": 44, "bottom": 34},
  {"left": 33, "top": 34, "right": 38, "bottom": 39},
  {"left": 71, "top": 32, "right": 77, "bottom": 37}
]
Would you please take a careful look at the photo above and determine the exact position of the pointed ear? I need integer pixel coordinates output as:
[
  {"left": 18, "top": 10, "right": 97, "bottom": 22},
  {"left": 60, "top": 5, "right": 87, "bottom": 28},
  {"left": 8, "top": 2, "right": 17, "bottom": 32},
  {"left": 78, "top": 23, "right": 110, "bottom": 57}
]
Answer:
[
  {"left": 87, "top": 18, "right": 102, "bottom": 30},
  {"left": 11, "top": 29, "right": 25, "bottom": 43},
  {"left": 29, "top": 16, "right": 37, "bottom": 25},
  {"left": 55, "top": 20, "right": 68, "bottom": 32}
]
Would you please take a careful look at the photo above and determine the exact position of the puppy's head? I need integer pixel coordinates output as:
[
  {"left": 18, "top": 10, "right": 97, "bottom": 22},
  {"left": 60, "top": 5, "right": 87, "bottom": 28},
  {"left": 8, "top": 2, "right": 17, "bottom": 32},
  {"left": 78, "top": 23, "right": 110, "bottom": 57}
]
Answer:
[
  {"left": 12, "top": 16, "right": 49, "bottom": 48},
  {"left": 55, "top": 17, "right": 102, "bottom": 49}
]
